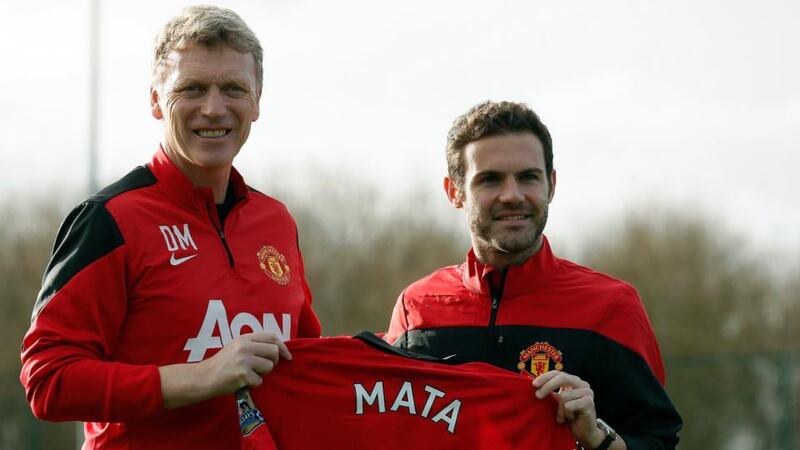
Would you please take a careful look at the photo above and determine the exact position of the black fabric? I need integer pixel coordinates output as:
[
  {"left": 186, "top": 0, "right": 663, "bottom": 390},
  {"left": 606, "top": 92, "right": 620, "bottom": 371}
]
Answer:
[
  {"left": 355, "top": 331, "right": 465, "bottom": 365},
  {"left": 395, "top": 326, "right": 681, "bottom": 450},
  {"left": 89, "top": 165, "right": 157, "bottom": 203},
  {"left": 32, "top": 166, "right": 157, "bottom": 321},
  {"left": 488, "top": 269, "right": 507, "bottom": 300},
  {"left": 396, "top": 326, "right": 605, "bottom": 377},
  {"left": 216, "top": 183, "right": 238, "bottom": 227}
]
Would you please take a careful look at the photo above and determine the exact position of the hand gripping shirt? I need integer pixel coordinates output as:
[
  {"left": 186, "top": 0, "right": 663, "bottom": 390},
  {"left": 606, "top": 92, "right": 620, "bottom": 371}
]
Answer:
[
  {"left": 248, "top": 333, "right": 576, "bottom": 450},
  {"left": 385, "top": 237, "right": 682, "bottom": 450},
  {"left": 19, "top": 148, "right": 320, "bottom": 449}
]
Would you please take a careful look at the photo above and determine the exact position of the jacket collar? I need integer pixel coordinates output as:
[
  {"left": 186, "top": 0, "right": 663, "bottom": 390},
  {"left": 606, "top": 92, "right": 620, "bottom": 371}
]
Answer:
[
  {"left": 462, "top": 236, "right": 560, "bottom": 297},
  {"left": 148, "top": 146, "right": 250, "bottom": 213}
]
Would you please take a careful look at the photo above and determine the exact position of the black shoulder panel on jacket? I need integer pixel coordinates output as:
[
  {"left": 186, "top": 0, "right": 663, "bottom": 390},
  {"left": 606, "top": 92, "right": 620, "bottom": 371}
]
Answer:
[
  {"left": 89, "top": 165, "right": 156, "bottom": 203},
  {"left": 31, "top": 165, "right": 157, "bottom": 321}
]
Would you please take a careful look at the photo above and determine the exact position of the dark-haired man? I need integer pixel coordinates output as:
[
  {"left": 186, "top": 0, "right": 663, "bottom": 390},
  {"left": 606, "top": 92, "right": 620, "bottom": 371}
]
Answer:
[{"left": 385, "top": 101, "right": 681, "bottom": 450}]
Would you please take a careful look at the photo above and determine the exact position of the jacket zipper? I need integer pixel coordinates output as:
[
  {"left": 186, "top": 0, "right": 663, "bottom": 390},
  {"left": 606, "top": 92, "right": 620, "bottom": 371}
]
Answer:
[
  {"left": 489, "top": 295, "right": 502, "bottom": 329},
  {"left": 217, "top": 228, "right": 235, "bottom": 267},
  {"left": 487, "top": 272, "right": 506, "bottom": 365},
  {"left": 208, "top": 207, "right": 236, "bottom": 268},
  {"left": 487, "top": 294, "right": 504, "bottom": 366}
]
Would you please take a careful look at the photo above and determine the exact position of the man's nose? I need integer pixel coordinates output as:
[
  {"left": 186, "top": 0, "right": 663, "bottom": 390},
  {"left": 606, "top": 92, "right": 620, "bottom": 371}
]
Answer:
[
  {"left": 200, "top": 86, "right": 226, "bottom": 119},
  {"left": 498, "top": 179, "right": 524, "bottom": 203}
]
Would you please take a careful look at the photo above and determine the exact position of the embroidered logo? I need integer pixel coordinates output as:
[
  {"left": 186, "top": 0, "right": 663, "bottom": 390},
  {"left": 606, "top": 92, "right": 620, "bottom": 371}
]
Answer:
[
  {"left": 236, "top": 389, "right": 266, "bottom": 437},
  {"left": 160, "top": 224, "right": 199, "bottom": 266},
  {"left": 257, "top": 245, "right": 290, "bottom": 285},
  {"left": 169, "top": 253, "right": 198, "bottom": 266},
  {"left": 517, "top": 342, "right": 564, "bottom": 380}
]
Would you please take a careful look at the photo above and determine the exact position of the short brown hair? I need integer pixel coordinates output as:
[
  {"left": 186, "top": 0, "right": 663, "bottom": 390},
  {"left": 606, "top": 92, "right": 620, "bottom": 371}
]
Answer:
[
  {"left": 446, "top": 101, "right": 553, "bottom": 188},
  {"left": 152, "top": 5, "right": 263, "bottom": 87}
]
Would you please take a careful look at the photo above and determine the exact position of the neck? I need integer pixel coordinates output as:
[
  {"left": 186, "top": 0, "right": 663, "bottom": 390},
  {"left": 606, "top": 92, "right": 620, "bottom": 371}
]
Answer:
[
  {"left": 164, "top": 147, "right": 231, "bottom": 203},
  {"left": 473, "top": 236, "right": 543, "bottom": 268},
  {"left": 182, "top": 163, "right": 231, "bottom": 203}
]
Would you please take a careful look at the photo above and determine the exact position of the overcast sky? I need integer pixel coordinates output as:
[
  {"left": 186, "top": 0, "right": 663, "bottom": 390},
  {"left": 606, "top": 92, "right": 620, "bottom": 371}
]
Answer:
[{"left": 3, "top": 0, "right": 799, "bottom": 255}]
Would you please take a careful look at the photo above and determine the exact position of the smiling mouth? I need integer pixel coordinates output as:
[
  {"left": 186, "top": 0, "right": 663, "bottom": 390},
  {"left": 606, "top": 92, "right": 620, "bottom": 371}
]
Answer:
[
  {"left": 495, "top": 215, "right": 530, "bottom": 221},
  {"left": 194, "top": 129, "right": 231, "bottom": 138}
]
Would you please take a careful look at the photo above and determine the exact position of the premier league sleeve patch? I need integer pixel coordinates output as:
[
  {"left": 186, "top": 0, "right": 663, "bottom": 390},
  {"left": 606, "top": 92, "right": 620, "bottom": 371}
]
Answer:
[{"left": 237, "top": 389, "right": 267, "bottom": 436}]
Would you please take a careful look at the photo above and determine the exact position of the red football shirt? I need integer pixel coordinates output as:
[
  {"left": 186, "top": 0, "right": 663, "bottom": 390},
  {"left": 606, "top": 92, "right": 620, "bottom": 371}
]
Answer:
[{"left": 249, "top": 333, "right": 575, "bottom": 449}]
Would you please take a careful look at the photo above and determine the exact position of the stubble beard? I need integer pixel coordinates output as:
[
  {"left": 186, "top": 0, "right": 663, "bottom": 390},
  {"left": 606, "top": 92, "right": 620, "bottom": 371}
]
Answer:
[{"left": 470, "top": 204, "right": 549, "bottom": 264}]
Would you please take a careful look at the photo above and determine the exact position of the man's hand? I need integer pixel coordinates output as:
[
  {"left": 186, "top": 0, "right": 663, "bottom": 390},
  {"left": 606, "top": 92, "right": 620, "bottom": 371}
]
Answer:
[
  {"left": 201, "top": 332, "right": 292, "bottom": 394},
  {"left": 159, "top": 332, "right": 291, "bottom": 409},
  {"left": 532, "top": 370, "right": 608, "bottom": 449}
]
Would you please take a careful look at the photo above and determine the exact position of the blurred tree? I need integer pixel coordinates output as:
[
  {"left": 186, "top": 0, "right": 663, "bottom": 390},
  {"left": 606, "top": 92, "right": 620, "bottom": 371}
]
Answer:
[
  {"left": 578, "top": 205, "right": 798, "bottom": 449},
  {"left": 272, "top": 176, "right": 469, "bottom": 335},
  {"left": 579, "top": 207, "right": 776, "bottom": 355},
  {"left": 0, "top": 197, "right": 81, "bottom": 449},
  {"left": 773, "top": 260, "right": 800, "bottom": 347}
]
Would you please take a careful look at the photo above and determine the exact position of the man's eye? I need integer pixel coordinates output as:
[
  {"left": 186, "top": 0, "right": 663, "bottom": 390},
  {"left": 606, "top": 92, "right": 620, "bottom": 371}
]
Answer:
[
  {"left": 224, "top": 85, "right": 248, "bottom": 93},
  {"left": 179, "top": 85, "right": 203, "bottom": 94}
]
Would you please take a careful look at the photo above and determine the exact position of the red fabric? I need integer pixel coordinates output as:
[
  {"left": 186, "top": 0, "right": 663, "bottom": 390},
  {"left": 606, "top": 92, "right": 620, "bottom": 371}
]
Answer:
[
  {"left": 20, "top": 148, "right": 319, "bottom": 449},
  {"left": 251, "top": 336, "right": 576, "bottom": 450},
  {"left": 385, "top": 237, "right": 666, "bottom": 384},
  {"left": 238, "top": 389, "right": 277, "bottom": 450}
]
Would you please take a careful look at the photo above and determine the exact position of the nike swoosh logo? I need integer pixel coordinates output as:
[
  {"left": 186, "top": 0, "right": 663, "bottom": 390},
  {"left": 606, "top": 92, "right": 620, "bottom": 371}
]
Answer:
[{"left": 170, "top": 253, "right": 198, "bottom": 266}]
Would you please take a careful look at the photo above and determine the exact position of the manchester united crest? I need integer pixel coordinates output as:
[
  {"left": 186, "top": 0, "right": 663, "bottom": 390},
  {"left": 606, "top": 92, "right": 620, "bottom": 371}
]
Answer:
[
  {"left": 517, "top": 342, "right": 564, "bottom": 380},
  {"left": 257, "top": 245, "right": 290, "bottom": 285}
]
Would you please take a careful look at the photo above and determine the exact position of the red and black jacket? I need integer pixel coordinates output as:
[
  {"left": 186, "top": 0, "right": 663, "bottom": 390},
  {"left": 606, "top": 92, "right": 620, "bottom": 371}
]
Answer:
[
  {"left": 20, "top": 148, "right": 320, "bottom": 449},
  {"left": 386, "top": 237, "right": 681, "bottom": 450}
]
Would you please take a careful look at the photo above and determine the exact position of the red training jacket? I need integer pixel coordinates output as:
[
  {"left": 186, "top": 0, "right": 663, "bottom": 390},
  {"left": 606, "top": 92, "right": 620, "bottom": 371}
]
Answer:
[
  {"left": 20, "top": 148, "right": 320, "bottom": 449},
  {"left": 386, "top": 237, "right": 682, "bottom": 449}
]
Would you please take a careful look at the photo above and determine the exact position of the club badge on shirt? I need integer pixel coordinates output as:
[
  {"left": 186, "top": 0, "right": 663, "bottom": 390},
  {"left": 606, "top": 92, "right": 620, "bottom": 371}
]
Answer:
[
  {"left": 517, "top": 342, "right": 564, "bottom": 379},
  {"left": 257, "top": 245, "right": 291, "bottom": 285}
]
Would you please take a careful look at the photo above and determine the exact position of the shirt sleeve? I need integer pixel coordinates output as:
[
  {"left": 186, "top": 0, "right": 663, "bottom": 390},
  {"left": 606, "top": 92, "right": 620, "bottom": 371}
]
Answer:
[
  {"left": 296, "top": 294, "right": 321, "bottom": 338},
  {"left": 383, "top": 290, "right": 409, "bottom": 345},
  {"left": 593, "top": 288, "right": 682, "bottom": 450},
  {"left": 19, "top": 201, "right": 163, "bottom": 422},
  {"left": 294, "top": 242, "right": 321, "bottom": 338}
]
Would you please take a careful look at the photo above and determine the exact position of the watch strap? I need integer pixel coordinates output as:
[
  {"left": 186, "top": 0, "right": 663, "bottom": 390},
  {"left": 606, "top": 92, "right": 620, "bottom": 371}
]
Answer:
[{"left": 593, "top": 434, "right": 615, "bottom": 450}]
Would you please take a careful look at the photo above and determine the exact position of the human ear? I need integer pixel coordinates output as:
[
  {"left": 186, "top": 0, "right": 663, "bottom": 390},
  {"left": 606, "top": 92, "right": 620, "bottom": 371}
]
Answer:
[
  {"left": 547, "top": 170, "right": 557, "bottom": 203},
  {"left": 150, "top": 87, "right": 163, "bottom": 120},
  {"left": 443, "top": 176, "right": 463, "bottom": 208},
  {"left": 252, "top": 86, "right": 262, "bottom": 122}
]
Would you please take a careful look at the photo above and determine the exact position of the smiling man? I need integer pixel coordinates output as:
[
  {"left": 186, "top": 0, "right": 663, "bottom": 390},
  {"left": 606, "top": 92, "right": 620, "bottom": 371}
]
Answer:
[
  {"left": 385, "top": 101, "right": 682, "bottom": 450},
  {"left": 20, "top": 6, "right": 320, "bottom": 449}
]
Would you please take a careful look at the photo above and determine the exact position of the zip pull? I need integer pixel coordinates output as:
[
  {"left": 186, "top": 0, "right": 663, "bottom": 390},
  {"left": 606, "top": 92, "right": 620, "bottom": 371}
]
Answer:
[
  {"left": 491, "top": 296, "right": 499, "bottom": 310},
  {"left": 215, "top": 227, "right": 234, "bottom": 267}
]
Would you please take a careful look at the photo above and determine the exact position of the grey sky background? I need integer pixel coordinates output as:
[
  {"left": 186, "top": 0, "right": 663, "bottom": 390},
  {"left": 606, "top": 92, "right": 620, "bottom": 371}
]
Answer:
[{"left": 3, "top": 0, "right": 799, "bottom": 259}]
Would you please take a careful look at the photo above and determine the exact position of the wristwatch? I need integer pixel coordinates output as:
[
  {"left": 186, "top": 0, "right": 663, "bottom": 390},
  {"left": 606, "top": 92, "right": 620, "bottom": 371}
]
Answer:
[{"left": 577, "top": 418, "right": 617, "bottom": 450}]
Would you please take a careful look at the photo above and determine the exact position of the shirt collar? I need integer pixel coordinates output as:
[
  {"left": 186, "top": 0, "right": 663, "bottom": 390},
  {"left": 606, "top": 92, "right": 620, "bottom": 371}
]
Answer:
[
  {"left": 462, "top": 235, "right": 560, "bottom": 297},
  {"left": 147, "top": 146, "right": 250, "bottom": 212}
]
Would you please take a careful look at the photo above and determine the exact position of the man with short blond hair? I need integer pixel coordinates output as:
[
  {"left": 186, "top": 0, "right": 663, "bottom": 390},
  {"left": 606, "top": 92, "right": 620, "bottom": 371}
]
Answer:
[{"left": 21, "top": 6, "right": 319, "bottom": 449}]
